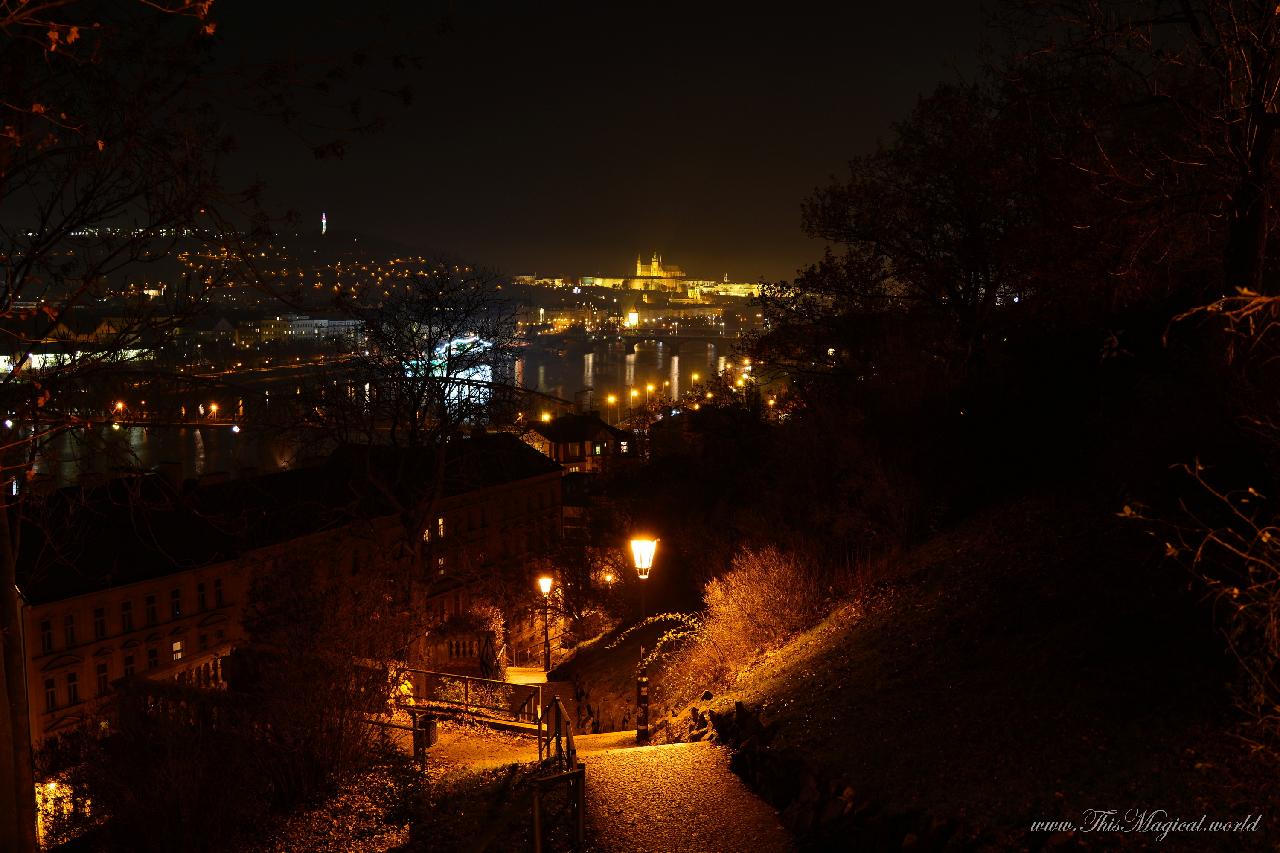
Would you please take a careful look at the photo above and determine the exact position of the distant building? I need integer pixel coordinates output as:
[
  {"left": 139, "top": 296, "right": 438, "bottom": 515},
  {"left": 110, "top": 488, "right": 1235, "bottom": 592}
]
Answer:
[
  {"left": 522, "top": 413, "right": 634, "bottom": 474},
  {"left": 519, "top": 253, "right": 761, "bottom": 300},
  {"left": 635, "top": 252, "right": 685, "bottom": 280}
]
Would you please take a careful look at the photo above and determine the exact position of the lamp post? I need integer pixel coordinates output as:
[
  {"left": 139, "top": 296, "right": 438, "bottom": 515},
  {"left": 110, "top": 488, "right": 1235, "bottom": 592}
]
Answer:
[
  {"left": 630, "top": 537, "right": 657, "bottom": 619},
  {"left": 538, "top": 576, "right": 553, "bottom": 671},
  {"left": 629, "top": 538, "right": 658, "bottom": 743}
]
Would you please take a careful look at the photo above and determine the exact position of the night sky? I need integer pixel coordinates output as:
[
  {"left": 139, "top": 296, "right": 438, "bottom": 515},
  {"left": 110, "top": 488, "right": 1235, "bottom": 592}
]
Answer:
[{"left": 219, "top": 2, "right": 984, "bottom": 282}]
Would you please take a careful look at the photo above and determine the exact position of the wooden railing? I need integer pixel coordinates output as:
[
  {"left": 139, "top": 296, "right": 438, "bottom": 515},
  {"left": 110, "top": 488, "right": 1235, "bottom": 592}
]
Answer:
[
  {"left": 533, "top": 696, "right": 585, "bottom": 852},
  {"left": 400, "top": 668, "right": 541, "bottom": 724}
]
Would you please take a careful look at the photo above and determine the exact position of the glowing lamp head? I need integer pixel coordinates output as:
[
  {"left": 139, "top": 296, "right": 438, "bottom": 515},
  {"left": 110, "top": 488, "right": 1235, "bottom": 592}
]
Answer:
[
  {"left": 630, "top": 538, "right": 658, "bottom": 579},
  {"left": 538, "top": 576, "right": 553, "bottom": 596},
  {"left": 607, "top": 394, "right": 617, "bottom": 404},
  {"left": 630, "top": 389, "right": 639, "bottom": 399},
  {"left": 209, "top": 402, "right": 219, "bottom": 413},
  {"left": 603, "top": 571, "right": 615, "bottom": 585},
  {"left": 646, "top": 383, "right": 655, "bottom": 392},
  {"left": 114, "top": 401, "right": 124, "bottom": 411},
  {"left": 541, "top": 412, "right": 552, "bottom": 423}
]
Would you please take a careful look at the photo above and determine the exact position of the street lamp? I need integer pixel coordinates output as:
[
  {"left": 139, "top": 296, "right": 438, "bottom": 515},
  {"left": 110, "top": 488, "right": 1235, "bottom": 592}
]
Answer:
[
  {"left": 629, "top": 537, "right": 658, "bottom": 744},
  {"left": 606, "top": 393, "right": 617, "bottom": 424},
  {"left": 629, "top": 537, "right": 658, "bottom": 617},
  {"left": 538, "top": 575, "right": 553, "bottom": 671}
]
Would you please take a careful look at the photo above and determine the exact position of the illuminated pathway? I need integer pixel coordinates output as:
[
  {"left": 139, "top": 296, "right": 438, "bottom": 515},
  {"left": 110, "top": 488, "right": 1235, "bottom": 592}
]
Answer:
[
  {"left": 425, "top": 722, "right": 794, "bottom": 851},
  {"left": 579, "top": 737, "right": 794, "bottom": 853}
]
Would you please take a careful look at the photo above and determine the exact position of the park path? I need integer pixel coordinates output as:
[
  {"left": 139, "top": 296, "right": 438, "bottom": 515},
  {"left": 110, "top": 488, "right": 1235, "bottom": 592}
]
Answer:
[
  {"left": 427, "top": 665, "right": 794, "bottom": 853},
  {"left": 576, "top": 736, "right": 795, "bottom": 853}
]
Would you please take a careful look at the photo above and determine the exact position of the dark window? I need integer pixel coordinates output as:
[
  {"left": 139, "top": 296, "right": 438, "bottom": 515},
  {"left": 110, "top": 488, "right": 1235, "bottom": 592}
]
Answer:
[
  {"left": 65, "top": 672, "right": 79, "bottom": 704},
  {"left": 96, "top": 663, "right": 109, "bottom": 696},
  {"left": 63, "top": 614, "right": 75, "bottom": 648},
  {"left": 197, "top": 582, "right": 206, "bottom": 611},
  {"left": 170, "top": 588, "right": 181, "bottom": 619},
  {"left": 213, "top": 579, "right": 224, "bottom": 607},
  {"left": 120, "top": 601, "right": 133, "bottom": 633},
  {"left": 39, "top": 619, "right": 52, "bottom": 654},
  {"left": 144, "top": 595, "right": 157, "bottom": 626},
  {"left": 93, "top": 607, "right": 106, "bottom": 640},
  {"left": 146, "top": 648, "right": 158, "bottom": 670},
  {"left": 198, "top": 633, "right": 208, "bottom": 651},
  {"left": 43, "top": 678, "right": 56, "bottom": 711},
  {"left": 123, "top": 655, "right": 135, "bottom": 677}
]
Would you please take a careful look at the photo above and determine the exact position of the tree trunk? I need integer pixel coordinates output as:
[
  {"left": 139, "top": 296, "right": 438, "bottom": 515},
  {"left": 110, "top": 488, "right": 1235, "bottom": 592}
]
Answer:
[
  {"left": 0, "top": 504, "right": 37, "bottom": 853},
  {"left": 1225, "top": 175, "right": 1270, "bottom": 295}
]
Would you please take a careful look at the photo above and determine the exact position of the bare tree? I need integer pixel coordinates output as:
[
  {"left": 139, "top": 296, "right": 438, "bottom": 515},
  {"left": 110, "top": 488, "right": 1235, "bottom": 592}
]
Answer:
[{"left": 1006, "top": 0, "right": 1280, "bottom": 296}]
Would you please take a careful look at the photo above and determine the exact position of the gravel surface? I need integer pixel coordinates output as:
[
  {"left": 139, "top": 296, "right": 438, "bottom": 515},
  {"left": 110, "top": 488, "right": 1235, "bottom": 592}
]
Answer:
[{"left": 582, "top": 740, "right": 794, "bottom": 853}]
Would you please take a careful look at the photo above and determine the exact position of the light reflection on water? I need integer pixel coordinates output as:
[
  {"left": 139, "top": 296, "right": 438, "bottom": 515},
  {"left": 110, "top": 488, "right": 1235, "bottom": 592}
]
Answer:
[
  {"left": 36, "top": 425, "right": 300, "bottom": 488},
  {"left": 31, "top": 339, "right": 737, "bottom": 487},
  {"left": 518, "top": 340, "right": 723, "bottom": 409}
]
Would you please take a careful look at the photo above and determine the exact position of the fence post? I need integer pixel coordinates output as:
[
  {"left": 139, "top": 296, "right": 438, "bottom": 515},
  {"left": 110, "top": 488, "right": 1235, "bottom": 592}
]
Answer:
[
  {"left": 636, "top": 664, "right": 650, "bottom": 743},
  {"left": 575, "top": 763, "right": 586, "bottom": 848},
  {"left": 533, "top": 785, "right": 543, "bottom": 853}
]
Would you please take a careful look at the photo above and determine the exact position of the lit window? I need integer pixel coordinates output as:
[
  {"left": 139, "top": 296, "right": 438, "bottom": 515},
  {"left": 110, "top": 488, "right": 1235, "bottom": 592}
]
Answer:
[
  {"left": 171, "top": 641, "right": 183, "bottom": 661},
  {"left": 437, "top": 516, "right": 445, "bottom": 538},
  {"left": 620, "top": 441, "right": 629, "bottom": 454}
]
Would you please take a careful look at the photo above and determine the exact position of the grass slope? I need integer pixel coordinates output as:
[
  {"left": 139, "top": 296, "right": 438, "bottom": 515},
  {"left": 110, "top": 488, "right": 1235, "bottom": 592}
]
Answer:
[{"left": 679, "top": 492, "right": 1277, "bottom": 846}]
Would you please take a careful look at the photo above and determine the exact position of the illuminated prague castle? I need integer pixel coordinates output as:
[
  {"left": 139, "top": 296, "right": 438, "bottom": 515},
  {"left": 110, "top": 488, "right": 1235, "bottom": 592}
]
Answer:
[
  {"left": 635, "top": 252, "right": 685, "bottom": 280},
  {"left": 519, "top": 252, "right": 761, "bottom": 299}
]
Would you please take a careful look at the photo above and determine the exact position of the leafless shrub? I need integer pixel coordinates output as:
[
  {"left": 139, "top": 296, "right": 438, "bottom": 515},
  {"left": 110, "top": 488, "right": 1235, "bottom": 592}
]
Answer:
[
  {"left": 1133, "top": 466, "right": 1280, "bottom": 741},
  {"left": 611, "top": 547, "right": 829, "bottom": 710}
]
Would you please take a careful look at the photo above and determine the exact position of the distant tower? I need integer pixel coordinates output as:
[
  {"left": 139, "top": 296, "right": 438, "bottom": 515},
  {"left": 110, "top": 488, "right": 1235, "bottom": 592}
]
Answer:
[{"left": 321, "top": 211, "right": 327, "bottom": 235}]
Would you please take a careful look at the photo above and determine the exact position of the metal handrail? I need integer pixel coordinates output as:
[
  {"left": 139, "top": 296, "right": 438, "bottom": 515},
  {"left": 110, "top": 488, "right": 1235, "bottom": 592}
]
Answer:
[
  {"left": 400, "top": 667, "right": 541, "bottom": 723},
  {"left": 533, "top": 695, "right": 585, "bottom": 852}
]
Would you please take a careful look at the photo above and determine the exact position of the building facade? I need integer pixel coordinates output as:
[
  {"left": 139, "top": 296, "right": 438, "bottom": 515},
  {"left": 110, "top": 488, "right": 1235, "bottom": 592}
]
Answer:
[{"left": 17, "top": 433, "right": 565, "bottom": 750}]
